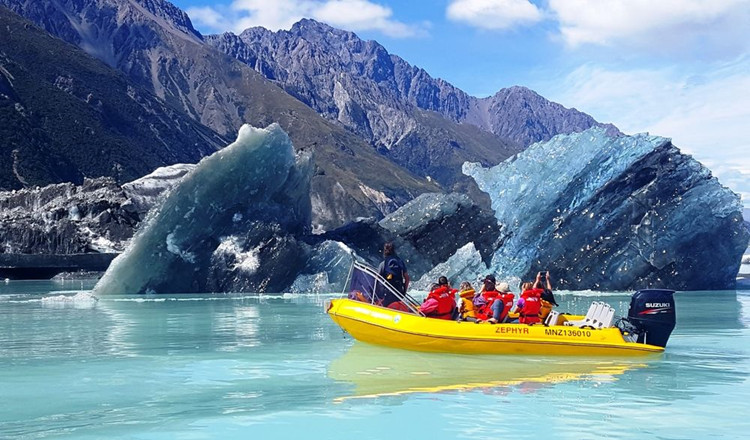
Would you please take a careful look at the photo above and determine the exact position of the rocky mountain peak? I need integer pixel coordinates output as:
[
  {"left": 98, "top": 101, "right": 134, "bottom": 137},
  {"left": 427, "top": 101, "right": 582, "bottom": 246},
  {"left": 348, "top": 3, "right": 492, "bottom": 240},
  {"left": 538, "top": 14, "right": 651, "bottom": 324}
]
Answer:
[
  {"left": 289, "top": 18, "right": 356, "bottom": 43},
  {"left": 215, "top": 18, "right": 616, "bottom": 149},
  {"left": 134, "top": 0, "right": 203, "bottom": 39}
]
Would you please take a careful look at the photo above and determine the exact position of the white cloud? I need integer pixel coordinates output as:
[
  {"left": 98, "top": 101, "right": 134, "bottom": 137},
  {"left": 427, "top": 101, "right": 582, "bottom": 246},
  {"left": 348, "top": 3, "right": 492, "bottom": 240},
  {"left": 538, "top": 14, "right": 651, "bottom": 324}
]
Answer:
[
  {"left": 314, "top": 0, "right": 419, "bottom": 37},
  {"left": 547, "top": 0, "right": 749, "bottom": 56},
  {"left": 446, "top": 0, "right": 543, "bottom": 29},
  {"left": 186, "top": 0, "right": 424, "bottom": 37},
  {"left": 185, "top": 6, "right": 228, "bottom": 31},
  {"left": 541, "top": 56, "right": 750, "bottom": 207}
]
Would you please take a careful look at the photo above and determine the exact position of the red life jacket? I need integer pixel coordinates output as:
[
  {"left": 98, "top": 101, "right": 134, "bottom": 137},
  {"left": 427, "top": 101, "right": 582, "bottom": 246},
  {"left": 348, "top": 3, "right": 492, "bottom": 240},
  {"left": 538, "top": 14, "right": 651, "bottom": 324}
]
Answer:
[
  {"left": 475, "top": 290, "right": 499, "bottom": 320},
  {"left": 425, "top": 286, "right": 456, "bottom": 320},
  {"left": 519, "top": 288, "right": 543, "bottom": 324},
  {"left": 497, "top": 293, "right": 515, "bottom": 322}
]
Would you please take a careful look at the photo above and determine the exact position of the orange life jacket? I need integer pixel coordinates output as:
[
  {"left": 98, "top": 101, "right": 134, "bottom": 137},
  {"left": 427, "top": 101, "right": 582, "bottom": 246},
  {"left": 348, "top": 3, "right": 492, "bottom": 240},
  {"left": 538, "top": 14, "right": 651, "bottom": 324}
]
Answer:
[
  {"left": 539, "top": 299, "right": 554, "bottom": 320},
  {"left": 458, "top": 289, "right": 476, "bottom": 319}
]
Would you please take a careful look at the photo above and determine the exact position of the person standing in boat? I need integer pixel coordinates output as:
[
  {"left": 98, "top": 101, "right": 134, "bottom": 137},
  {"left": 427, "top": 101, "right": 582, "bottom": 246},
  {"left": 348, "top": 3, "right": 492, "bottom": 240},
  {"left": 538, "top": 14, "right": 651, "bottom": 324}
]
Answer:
[
  {"left": 419, "top": 276, "right": 457, "bottom": 319},
  {"left": 378, "top": 242, "right": 410, "bottom": 307}
]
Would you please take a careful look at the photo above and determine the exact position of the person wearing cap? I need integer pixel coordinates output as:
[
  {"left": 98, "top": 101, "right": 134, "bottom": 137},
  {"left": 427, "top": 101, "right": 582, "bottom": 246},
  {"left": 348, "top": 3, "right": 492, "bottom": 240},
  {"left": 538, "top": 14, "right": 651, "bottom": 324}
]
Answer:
[
  {"left": 473, "top": 275, "right": 500, "bottom": 322},
  {"left": 419, "top": 276, "right": 457, "bottom": 320},
  {"left": 487, "top": 281, "right": 515, "bottom": 323}
]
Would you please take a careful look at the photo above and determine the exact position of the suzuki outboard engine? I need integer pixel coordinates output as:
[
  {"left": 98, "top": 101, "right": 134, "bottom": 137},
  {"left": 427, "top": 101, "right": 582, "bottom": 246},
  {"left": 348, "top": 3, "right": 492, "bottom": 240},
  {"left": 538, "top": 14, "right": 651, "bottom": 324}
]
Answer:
[{"left": 625, "top": 289, "right": 676, "bottom": 347}]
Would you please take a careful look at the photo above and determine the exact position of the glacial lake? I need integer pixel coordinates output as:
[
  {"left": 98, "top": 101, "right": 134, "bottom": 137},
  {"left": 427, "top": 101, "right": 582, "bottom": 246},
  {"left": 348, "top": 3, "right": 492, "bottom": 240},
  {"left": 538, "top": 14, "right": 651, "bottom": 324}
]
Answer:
[{"left": 2, "top": 279, "right": 750, "bottom": 439}]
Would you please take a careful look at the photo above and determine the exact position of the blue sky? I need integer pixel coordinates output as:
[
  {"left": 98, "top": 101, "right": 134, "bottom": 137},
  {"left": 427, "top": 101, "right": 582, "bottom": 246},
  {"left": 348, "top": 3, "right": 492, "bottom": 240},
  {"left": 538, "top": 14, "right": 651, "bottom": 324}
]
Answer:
[{"left": 170, "top": 0, "right": 750, "bottom": 208}]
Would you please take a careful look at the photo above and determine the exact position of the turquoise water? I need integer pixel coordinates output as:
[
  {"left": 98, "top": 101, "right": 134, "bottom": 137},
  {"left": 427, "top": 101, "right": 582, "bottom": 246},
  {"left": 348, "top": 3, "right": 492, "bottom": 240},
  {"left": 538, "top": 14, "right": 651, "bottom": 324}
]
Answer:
[{"left": 2, "top": 280, "right": 750, "bottom": 439}]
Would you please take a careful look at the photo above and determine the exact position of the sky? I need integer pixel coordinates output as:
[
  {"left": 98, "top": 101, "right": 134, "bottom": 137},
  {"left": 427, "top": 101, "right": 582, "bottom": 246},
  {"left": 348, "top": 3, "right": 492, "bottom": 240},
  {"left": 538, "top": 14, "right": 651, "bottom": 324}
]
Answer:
[{"left": 170, "top": 0, "right": 750, "bottom": 208}]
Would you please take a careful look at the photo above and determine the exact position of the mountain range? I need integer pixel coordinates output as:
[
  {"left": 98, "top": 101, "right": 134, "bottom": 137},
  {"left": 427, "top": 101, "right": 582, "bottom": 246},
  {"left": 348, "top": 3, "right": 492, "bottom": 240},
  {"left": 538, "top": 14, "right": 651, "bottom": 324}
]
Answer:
[
  {"left": 0, "top": 6, "right": 225, "bottom": 190},
  {"left": 0, "top": 0, "right": 617, "bottom": 230}
]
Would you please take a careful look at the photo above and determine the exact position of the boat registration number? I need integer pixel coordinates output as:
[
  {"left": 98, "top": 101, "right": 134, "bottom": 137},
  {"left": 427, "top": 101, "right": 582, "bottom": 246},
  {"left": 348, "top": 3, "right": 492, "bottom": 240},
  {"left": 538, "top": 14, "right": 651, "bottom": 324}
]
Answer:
[{"left": 544, "top": 328, "right": 593, "bottom": 338}]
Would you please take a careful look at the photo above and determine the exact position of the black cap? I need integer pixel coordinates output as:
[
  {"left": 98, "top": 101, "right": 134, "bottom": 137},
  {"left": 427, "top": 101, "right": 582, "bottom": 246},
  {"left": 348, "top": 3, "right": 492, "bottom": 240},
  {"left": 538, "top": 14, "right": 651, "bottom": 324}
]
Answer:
[
  {"left": 438, "top": 276, "right": 449, "bottom": 285},
  {"left": 484, "top": 274, "right": 496, "bottom": 283}
]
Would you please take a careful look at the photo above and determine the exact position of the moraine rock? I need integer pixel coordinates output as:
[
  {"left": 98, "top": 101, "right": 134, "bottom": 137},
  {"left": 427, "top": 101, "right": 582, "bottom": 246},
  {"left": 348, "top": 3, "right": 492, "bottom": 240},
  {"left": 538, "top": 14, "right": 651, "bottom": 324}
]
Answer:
[{"left": 0, "top": 177, "right": 138, "bottom": 254}]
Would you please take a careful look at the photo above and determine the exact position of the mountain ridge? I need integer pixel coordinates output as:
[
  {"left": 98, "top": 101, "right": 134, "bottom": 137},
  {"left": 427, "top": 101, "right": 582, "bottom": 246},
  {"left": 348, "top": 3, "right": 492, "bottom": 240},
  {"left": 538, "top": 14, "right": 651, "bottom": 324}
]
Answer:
[
  {"left": 0, "top": 0, "right": 441, "bottom": 230},
  {"left": 210, "top": 18, "right": 619, "bottom": 148},
  {"left": 0, "top": 6, "right": 226, "bottom": 189}
]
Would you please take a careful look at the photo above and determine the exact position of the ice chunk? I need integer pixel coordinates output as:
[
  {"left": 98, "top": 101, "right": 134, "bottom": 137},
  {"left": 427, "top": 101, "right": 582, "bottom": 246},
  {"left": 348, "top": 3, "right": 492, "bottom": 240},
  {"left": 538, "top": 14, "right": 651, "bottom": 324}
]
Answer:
[
  {"left": 122, "top": 163, "right": 195, "bottom": 214},
  {"left": 411, "top": 242, "right": 488, "bottom": 290},
  {"left": 40, "top": 292, "right": 99, "bottom": 309},
  {"left": 94, "top": 124, "right": 313, "bottom": 294},
  {"left": 289, "top": 241, "right": 355, "bottom": 293},
  {"left": 379, "top": 193, "right": 467, "bottom": 236},
  {"left": 213, "top": 236, "right": 261, "bottom": 274},
  {"left": 464, "top": 127, "right": 749, "bottom": 290}
]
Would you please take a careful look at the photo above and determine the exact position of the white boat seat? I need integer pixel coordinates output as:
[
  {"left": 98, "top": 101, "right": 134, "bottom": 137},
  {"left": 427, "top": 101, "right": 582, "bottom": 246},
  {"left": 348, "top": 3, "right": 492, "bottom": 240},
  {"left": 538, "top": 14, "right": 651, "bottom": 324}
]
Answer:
[
  {"left": 592, "top": 305, "right": 615, "bottom": 329},
  {"left": 565, "top": 301, "right": 603, "bottom": 327},
  {"left": 545, "top": 310, "right": 561, "bottom": 326},
  {"left": 566, "top": 302, "right": 616, "bottom": 328}
]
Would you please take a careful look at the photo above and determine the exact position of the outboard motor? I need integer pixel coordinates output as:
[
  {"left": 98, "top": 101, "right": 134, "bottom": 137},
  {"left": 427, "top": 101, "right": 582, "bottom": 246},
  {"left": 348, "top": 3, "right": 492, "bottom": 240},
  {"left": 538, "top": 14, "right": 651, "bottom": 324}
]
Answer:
[{"left": 625, "top": 289, "right": 676, "bottom": 347}]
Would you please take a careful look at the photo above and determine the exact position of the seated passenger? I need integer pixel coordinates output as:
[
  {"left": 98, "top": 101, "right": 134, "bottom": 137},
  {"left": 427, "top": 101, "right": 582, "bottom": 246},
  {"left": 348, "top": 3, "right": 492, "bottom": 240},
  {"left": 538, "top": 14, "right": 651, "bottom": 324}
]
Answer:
[
  {"left": 487, "top": 282, "right": 515, "bottom": 324},
  {"left": 419, "top": 276, "right": 457, "bottom": 320},
  {"left": 513, "top": 273, "right": 546, "bottom": 324},
  {"left": 538, "top": 271, "right": 559, "bottom": 321},
  {"left": 457, "top": 281, "right": 477, "bottom": 322},
  {"left": 474, "top": 275, "right": 500, "bottom": 322}
]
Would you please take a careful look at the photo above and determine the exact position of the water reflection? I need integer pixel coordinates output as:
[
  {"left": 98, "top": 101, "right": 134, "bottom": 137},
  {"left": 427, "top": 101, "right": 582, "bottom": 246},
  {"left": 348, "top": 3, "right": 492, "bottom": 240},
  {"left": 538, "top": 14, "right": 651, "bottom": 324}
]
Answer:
[
  {"left": 98, "top": 295, "right": 264, "bottom": 355},
  {"left": 328, "top": 343, "right": 652, "bottom": 401}
]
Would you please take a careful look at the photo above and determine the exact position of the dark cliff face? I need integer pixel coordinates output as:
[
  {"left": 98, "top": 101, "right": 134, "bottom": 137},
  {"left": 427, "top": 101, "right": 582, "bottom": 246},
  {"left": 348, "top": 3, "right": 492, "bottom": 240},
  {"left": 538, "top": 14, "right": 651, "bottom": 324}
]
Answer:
[
  {"left": 0, "top": 1, "right": 440, "bottom": 230},
  {"left": 0, "top": 6, "right": 226, "bottom": 190}
]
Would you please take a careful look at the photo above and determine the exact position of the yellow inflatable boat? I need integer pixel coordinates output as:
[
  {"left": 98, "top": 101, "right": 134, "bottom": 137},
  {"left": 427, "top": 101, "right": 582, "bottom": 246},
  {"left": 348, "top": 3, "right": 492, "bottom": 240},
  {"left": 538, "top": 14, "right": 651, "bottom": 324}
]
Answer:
[{"left": 327, "top": 262, "right": 676, "bottom": 356}]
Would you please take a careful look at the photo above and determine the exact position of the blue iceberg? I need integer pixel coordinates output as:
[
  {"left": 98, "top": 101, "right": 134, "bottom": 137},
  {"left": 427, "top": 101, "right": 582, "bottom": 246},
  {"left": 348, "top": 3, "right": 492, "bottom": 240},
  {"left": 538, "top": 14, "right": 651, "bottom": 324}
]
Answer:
[
  {"left": 464, "top": 127, "right": 749, "bottom": 290},
  {"left": 94, "top": 124, "right": 312, "bottom": 294},
  {"left": 411, "top": 242, "right": 489, "bottom": 290}
]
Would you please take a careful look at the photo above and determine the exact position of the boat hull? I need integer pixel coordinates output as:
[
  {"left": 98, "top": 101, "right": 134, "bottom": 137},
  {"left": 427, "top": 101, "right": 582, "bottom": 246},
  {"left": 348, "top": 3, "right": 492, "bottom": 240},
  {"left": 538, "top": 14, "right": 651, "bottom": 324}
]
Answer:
[{"left": 327, "top": 299, "right": 664, "bottom": 355}]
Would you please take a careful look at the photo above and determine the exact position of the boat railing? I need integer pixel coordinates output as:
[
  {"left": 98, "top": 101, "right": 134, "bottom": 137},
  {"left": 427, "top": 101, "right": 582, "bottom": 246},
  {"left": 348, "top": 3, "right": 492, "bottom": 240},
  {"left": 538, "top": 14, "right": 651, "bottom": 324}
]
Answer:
[{"left": 342, "top": 260, "right": 425, "bottom": 316}]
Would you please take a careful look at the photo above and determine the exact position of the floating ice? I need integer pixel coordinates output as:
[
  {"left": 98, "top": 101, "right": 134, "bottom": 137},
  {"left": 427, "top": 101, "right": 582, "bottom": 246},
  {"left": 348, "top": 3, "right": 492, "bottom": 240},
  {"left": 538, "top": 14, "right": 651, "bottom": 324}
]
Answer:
[
  {"left": 94, "top": 124, "right": 312, "bottom": 294},
  {"left": 40, "top": 292, "right": 99, "bottom": 309},
  {"left": 464, "top": 127, "right": 749, "bottom": 290},
  {"left": 289, "top": 240, "right": 355, "bottom": 293},
  {"left": 411, "top": 242, "right": 488, "bottom": 290},
  {"left": 122, "top": 163, "right": 195, "bottom": 214}
]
